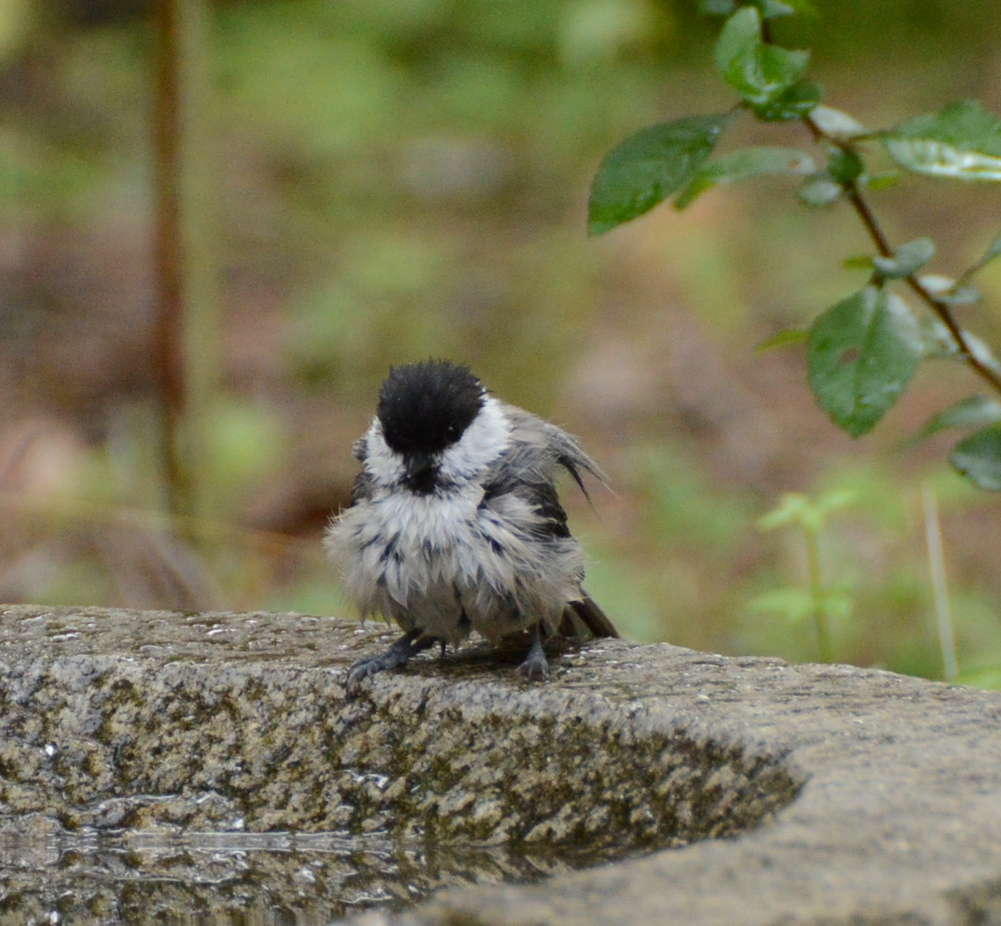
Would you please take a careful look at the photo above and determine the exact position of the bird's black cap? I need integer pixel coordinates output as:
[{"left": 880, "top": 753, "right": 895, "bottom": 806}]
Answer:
[{"left": 377, "top": 360, "right": 485, "bottom": 456}]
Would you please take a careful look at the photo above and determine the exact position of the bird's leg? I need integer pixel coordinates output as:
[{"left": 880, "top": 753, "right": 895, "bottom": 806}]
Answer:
[
  {"left": 346, "top": 628, "right": 437, "bottom": 697},
  {"left": 517, "top": 622, "right": 548, "bottom": 681}
]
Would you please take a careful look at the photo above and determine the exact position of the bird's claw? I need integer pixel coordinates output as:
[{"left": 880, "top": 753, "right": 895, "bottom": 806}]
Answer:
[
  {"left": 516, "top": 654, "right": 548, "bottom": 682},
  {"left": 516, "top": 625, "right": 549, "bottom": 682},
  {"left": 344, "top": 629, "right": 435, "bottom": 698}
]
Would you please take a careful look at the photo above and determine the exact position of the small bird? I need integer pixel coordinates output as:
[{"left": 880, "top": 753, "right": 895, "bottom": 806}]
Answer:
[{"left": 326, "top": 359, "right": 618, "bottom": 696}]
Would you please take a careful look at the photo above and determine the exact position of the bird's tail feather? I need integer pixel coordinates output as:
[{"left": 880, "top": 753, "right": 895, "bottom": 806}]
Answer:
[{"left": 558, "top": 595, "right": 620, "bottom": 640}]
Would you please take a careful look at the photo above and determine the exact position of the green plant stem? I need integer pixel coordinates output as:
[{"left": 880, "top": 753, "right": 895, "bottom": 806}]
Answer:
[
  {"left": 922, "top": 483, "right": 958, "bottom": 681},
  {"left": 804, "top": 526, "right": 833, "bottom": 663}
]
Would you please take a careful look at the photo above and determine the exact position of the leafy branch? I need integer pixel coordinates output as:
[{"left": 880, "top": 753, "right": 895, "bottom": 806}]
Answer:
[
  {"left": 588, "top": 0, "right": 1001, "bottom": 491},
  {"left": 795, "top": 90, "right": 1001, "bottom": 399}
]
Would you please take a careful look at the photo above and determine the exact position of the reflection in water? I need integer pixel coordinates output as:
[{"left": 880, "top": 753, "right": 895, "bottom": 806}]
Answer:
[{"left": 0, "top": 829, "right": 627, "bottom": 924}]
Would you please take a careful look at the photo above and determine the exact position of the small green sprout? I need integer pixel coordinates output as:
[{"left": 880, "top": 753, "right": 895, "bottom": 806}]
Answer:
[{"left": 751, "top": 489, "right": 857, "bottom": 662}]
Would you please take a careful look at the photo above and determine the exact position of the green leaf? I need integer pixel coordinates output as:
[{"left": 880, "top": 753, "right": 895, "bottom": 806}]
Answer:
[
  {"left": 863, "top": 172, "right": 900, "bottom": 191},
  {"left": 714, "top": 7, "right": 809, "bottom": 107},
  {"left": 883, "top": 101, "right": 1001, "bottom": 181},
  {"left": 842, "top": 254, "right": 874, "bottom": 271},
  {"left": 808, "top": 287, "right": 923, "bottom": 437},
  {"left": 757, "top": 492, "right": 809, "bottom": 530},
  {"left": 755, "top": 327, "right": 808, "bottom": 351},
  {"left": 748, "top": 587, "right": 815, "bottom": 625},
  {"left": 747, "top": 46, "right": 810, "bottom": 103},
  {"left": 967, "top": 330, "right": 1001, "bottom": 377},
  {"left": 798, "top": 174, "right": 842, "bottom": 206},
  {"left": 922, "top": 321, "right": 1001, "bottom": 373},
  {"left": 809, "top": 105, "right": 866, "bottom": 140},
  {"left": 758, "top": 489, "right": 857, "bottom": 534},
  {"left": 943, "top": 286, "right": 981, "bottom": 306},
  {"left": 674, "top": 146, "right": 814, "bottom": 209},
  {"left": 951, "top": 425, "right": 1001, "bottom": 491},
  {"left": 912, "top": 395, "right": 1001, "bottom": 443},
  {"left": 714, "top": 7, "right": 759, "bottom": 73},
  {"left": 919, "top": 319, "right": 953, "bottom": 359},
  {"left": 752, "top": 79, "right": 821, "bottom": 122},
  {"left": 872, "top": 237, "right": 936, "bottom": 279},
  {"left": 917, "top": 274, "right": 980, "bottom": 306},
  {"left": 826, "top": 147, "right": 863, "bottom": 185},
  {"left": 588, "top": 113, "right": 734, "bottom": 236},
  {"left": 917, "top": 274, "right": 957, "bottom": 296},
  {"left": 814, "top": 488, "right": 859, "bottom": 517}
]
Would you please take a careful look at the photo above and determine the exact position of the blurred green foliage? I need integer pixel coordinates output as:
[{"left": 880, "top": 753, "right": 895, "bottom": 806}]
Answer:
[{"left": 2, "top": 0, "right": 1001, "bottom": 686}]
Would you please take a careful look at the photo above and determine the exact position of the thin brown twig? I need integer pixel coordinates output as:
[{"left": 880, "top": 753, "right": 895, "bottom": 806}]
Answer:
[
  {"left": 762, "top": 8, "right": 1001, "bottom": 397},
  {"left": 153, "top": 0, "right": 189, "bottom": 517},
  {"left": 800, "top": 111, "right": 1001, "bottom": 395}
]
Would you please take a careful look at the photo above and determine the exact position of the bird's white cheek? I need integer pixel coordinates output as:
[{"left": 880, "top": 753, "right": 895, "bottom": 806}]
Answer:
[
  {"left": 362, "top": 421, "right": 405, "bottom": 485},
  {"left": 438, "top": 397, "right": 511, "bottom": 482}
]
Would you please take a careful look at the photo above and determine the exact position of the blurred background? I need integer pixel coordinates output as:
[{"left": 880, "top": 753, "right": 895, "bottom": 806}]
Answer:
[{"left": 2, "top": 0, "right": 1001, "bottom": 682}]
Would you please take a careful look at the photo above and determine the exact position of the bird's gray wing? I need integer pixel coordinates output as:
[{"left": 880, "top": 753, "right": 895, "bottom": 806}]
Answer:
[
  {"left": 499, "top": 404, "right": 607, "bottom": 498},
  {"left": 479, "top": 464, "right": 572, "bottom": 541},
  {"left": 492, "top": 404, "right": 620, "bottom": 640}
]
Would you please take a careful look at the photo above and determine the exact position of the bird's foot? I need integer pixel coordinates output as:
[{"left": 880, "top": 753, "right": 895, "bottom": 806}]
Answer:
[
  {"left": 516, "top": 624, "right": 548, "bottom": 682},
  {"left": 346, "top": 629, "right": 436, "bottom": 697}
]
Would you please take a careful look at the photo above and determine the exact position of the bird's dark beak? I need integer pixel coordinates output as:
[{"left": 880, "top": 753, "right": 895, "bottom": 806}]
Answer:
[{"left": 403, "top": 452, "right": 438, "bottom": 495}]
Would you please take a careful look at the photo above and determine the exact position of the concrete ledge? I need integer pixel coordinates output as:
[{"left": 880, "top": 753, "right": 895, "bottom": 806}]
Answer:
[{"left": 0, "top": 605, "right": 1000, "bottom": 925}]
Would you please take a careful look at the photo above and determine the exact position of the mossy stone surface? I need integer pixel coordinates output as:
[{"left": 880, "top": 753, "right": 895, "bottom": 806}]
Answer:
[{"left": 0, "top": 605, "right": 999, "bottom": 924}]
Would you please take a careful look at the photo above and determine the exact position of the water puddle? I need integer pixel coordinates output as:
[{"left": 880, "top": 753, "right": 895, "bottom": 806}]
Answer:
[{"left": 0, "top": 829, "right": 637, "bottom": 924}]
